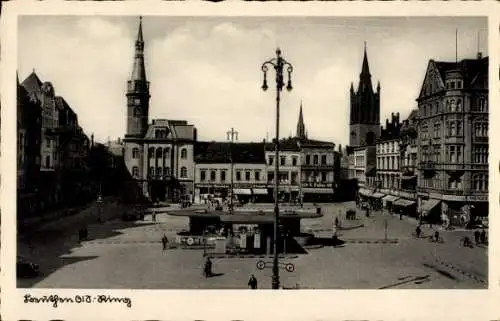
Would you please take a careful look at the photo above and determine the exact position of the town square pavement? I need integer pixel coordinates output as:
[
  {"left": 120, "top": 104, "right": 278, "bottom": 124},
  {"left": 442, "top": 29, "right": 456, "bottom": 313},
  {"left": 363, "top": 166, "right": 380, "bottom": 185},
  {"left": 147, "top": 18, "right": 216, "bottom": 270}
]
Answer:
[{"left": 17, "top": 201, "right": 487, "bottom": 289}]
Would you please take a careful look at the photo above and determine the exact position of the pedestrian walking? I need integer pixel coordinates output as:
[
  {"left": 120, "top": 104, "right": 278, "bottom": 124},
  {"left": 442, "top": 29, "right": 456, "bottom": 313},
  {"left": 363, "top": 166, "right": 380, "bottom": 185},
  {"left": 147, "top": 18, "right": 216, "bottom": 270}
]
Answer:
[
  {"left": 415, "top": 225, "right": 422, "bottom": 238},
  {"left": 248, "top": 274, "right": 258, "bottom": 289},
  {"left": 334, "top": 217, "right": 339, "bottom": 228},
  {"left": 162, "top": 234, "right": 168, "bottom": 251},
  {"left": 204, "top": 257, "right": 212, "bottom": 277},
  {"left": 480, "top": 229, "right": 487, "bottom": 244},
  {"left": 474, "top": 230, "right": 481, "bottom": 244}
]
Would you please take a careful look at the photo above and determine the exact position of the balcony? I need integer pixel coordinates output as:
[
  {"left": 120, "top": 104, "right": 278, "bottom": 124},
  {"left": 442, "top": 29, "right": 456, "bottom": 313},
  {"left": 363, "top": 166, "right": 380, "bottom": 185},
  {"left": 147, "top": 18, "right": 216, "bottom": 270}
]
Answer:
[{"left": 301, "top": 164, "right": 335, "bottom": 170}]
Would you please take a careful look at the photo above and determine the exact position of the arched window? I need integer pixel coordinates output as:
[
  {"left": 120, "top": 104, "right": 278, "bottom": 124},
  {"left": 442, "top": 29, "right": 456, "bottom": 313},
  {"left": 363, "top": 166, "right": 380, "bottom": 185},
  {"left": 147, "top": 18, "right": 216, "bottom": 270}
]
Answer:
[
  {"left": 164, "top": 147, "right": 170, "bottom": 158},
  {"left": 156, "top": 147, "right": 162, "bottom": 158},
  {"left": 148, "top": 147, "right": 154, "bottom": 159},
  {"left": 132, "top": 148, "right": 139, "bottom": 159},
  {"left": 181, "top": 148, "right": 187, "bottom": 159},
  {"left": 132, "top": 166, "right": 139, "bottom": 178},
  {"left": 180, "top": 166, "right": 187, "bottom": 178}
]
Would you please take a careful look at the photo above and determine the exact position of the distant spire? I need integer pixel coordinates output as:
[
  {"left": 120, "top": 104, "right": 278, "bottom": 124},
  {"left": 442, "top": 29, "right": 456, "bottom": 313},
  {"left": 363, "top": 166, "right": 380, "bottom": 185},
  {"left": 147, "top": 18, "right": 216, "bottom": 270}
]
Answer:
[
  {"left": 358, "top": 42, "right": 373, "bottom": 93},
  {"left": 377, "top": 80, "right": 380, "bottom": 92},
  {"left": 296, "top": 100, "right": 306, "bottom": 139},
  {"left": 131, "top": 16, "right": 147, "bottom": 82},
  {"left": 350, "top": 82, "right": 354, "bottom": 92}
]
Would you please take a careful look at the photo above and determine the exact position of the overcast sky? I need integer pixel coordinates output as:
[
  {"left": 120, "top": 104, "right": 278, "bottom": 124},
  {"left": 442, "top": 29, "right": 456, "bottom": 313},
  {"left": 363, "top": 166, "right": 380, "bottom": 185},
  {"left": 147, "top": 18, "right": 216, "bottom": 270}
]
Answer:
[{"left": 18, "top": 16, "right": 487, "bottom": 146}]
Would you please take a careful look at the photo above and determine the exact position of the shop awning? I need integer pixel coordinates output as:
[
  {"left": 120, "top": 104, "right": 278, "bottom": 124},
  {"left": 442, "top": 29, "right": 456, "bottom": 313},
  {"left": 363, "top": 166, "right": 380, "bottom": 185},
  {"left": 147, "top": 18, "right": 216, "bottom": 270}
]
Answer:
[
  {"left": 233, "top": 189, "right": 252, "bottom": 195},
  {"left": 393, "top": 199, "right": 416, "bottom": 207},
  {"left": 358, "top": 188, "right": 372, "bottom": 197},
  {"left": 382, "top": 195, "right": 399, "bottom": 202},
  {"left": 371, "top": 192, "right": 385, "bottom": 199},
  {"left": 302, "top": 187, "right": 334, "bottom": 194},
  {"left": 421, "top": 199, "right": 441, "bottom": 212},
  {"left": 278, "top": 186, "right": 299, "bottom": 192},
  {"left": 252, "top": 188, "right": 268, "bottom": 195}
]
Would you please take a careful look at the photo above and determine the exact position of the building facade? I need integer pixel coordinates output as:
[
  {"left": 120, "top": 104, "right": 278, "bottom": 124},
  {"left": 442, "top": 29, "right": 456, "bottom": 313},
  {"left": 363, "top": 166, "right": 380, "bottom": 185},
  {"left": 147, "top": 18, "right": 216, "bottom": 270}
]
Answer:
[
  {"left": 376, "top": 113, "right": 403, "bottom": 196},
  {"left": 122, "top": 18, "right": 197, "bottom": 202},
  {"left": 416, "top": 54, "right": 488, "bottom": 226},
  {"left": 193, "top": 142, "right": 268, "bottom": 203}
]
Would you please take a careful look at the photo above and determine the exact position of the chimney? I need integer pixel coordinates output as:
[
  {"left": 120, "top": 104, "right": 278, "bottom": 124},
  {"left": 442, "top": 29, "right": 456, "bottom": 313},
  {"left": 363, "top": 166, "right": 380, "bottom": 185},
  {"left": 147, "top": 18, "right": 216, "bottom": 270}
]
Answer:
[{"left": 477, "top": 52, "right": 483, "bottom": 59}]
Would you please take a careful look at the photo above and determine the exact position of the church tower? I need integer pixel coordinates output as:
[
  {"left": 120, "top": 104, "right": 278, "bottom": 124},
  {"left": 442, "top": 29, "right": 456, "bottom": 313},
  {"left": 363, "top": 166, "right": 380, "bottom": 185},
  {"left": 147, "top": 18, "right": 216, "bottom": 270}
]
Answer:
[
  {"left": 126, "top": 17, "right": 150, "bottom": 138},
  {"left": 296, "top": 101, "right": 307, "bottom": 140},
  {"left": 349, "top": 44, "right": 381, "bottom": 147}
]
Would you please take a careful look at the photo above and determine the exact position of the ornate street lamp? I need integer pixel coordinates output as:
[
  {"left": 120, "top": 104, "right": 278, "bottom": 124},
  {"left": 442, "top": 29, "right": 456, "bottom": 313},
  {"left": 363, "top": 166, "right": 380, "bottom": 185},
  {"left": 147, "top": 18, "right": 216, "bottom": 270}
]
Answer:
[{"left": 261, "top": 47, "right": 293, "bottom": 290}]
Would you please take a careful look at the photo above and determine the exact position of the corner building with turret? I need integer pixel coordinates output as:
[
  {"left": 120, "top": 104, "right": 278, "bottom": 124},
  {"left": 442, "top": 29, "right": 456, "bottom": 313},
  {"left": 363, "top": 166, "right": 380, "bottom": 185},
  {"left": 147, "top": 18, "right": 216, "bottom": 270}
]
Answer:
[{"left": 123, "top": 18, "right": 197, "bottom": 202}]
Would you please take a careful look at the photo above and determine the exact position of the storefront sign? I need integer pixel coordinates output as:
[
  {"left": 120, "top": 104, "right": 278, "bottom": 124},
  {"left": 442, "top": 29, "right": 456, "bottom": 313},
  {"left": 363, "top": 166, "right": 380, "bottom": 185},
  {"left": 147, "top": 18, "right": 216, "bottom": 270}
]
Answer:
[
  {"left": 302, "top": 183, "right": 331, "bottom": 188},
  {"left": 176, "top": 235, "right": 204, "bottom": 246},
  {"left": 442, "top": 195, "right": 466, "bottom": 202},
  {"left": 467, "top": 195, "right": 488, "bottom": 202}
]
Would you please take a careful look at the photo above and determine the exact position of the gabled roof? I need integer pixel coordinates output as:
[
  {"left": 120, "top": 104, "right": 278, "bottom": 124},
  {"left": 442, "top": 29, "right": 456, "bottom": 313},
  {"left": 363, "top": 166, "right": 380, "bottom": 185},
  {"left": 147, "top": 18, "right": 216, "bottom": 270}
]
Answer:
[
  {"left": 144, "top": 119, "right": 196, "bottom": 141},
  {"left": 21, "top": 72, "right": 43, "bottom": 99},
  {"left": 195, "top": 141, "right": 266, "bottom": 164}
]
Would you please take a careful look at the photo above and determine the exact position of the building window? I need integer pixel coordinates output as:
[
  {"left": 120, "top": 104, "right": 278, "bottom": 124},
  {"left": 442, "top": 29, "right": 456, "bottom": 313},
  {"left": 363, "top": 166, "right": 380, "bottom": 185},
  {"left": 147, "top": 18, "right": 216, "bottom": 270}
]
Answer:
[
  {"left": 164, "top": 148, "right": 170, "bottom": 158},
  {"left": 434, "top": 123, "right": 440, "bottom": 137},
  {"left": 180, "top": 166, "right": 187, "bottom": 178},
  {"left": 132, "top": 166, "right": 139, "bottom": 177},
  {"left": 180, "top": 148, "right": 187, "bottom": 159},
  {"left": 220, "top": 171, "right": 226, "bottom": 182},
  {"left": 236, "top": 171, "right": 241, "bottom": 181},
  {"left": 313, "top": 155, "right": 319, "bottom": 165},
  {"left": 280, "top": 156, "right": 286, "bottom": 166},
  {"left": 292, "top": 157, "right": 298, "bottom": 166},
  {"left": 132, "top": 148, "right": 139, "bottom": 158},
  {"left": 448, "top": 176, "right": 462, "bottom": 190},
  {"left": 149, "top": 166, "right": 154, "bottom": 177},
  {"left": 164, "top": 167, "right": 170, "bottom": 177},
  {"left": 479, "top": 99, "right": 487, "bottom": 112},
  {"left": 321, "top": 172, "right": 327, "bottom": 182},
  {"left": 46, "top": 139, "right": 50, "bottom": 148},
  {"left": 200, "top": 170, "right": 206, "bottom": 181},
  {"left": 245, "top": 171, "right": 251, "bottom": 181},
  {"left": 456, "top": 121, "right": 462, "bottom": 136},
  {"left": 267, "top": 172, "right": 274, "bottom": 183},
  {"left": 474, "top": 122, "right": 488, "bottom": 137},
  {"left": 156, "top": 148, "right": 162, "bottom": 158},
  {"left": 148, "top": 147, "right": 154, "bottom": 159},
  {"left": 321, "top": 155, "right": 327, "bottom": 165},
  {"left": 268, "top": 156, "right": 274, "bottom": 165},
  {"left": 473, "top": 145, "right": 488, "bottom": 163},
  {"left": 306, "top": 155, "right": 311, "bottom": 165},
  {"left": 473, "top": 174, "right": 488, "bottom": 191},
  {"left": 421, "top": 124, "right": 429, "bottom": 139},
  {"left": 210, "top": 170, "right": 216, "bottom": 181},
  {"left": 255, "top": 171, "right": 260, "bottom": 181}
]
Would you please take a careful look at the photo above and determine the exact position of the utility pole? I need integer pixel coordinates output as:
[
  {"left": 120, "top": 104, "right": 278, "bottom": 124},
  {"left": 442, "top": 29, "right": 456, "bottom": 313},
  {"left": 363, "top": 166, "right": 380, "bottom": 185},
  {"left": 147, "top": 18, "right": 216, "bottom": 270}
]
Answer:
[{"left": 227, "top": 128, "right": 238, "bottom": 214}]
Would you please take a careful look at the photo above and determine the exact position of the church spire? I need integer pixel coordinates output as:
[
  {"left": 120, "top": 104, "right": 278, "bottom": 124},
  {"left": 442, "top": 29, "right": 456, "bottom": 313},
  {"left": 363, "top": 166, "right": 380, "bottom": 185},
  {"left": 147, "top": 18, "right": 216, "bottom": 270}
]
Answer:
[
  {"left": 358, "top": 42, "right": 373, "bottom": 93},
  {"left": 131, "top": 16, "right": 147, "bottom": 83},
  {"left": 296, "top": 100, "right": 307, "bottom": 139}
]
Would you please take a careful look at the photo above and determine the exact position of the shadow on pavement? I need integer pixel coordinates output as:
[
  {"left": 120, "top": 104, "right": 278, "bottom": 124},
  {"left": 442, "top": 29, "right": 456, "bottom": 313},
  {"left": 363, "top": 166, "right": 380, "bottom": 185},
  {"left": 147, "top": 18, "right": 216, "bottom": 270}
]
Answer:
[
  {"left": 18, "top": 256, "right": 99, "bottom": 288},
  {"left": 17, "top": 217, "right": 157, "bottom": 288},
  {"left": 207, "top": 272, "right": 225, "bottom": 278}
]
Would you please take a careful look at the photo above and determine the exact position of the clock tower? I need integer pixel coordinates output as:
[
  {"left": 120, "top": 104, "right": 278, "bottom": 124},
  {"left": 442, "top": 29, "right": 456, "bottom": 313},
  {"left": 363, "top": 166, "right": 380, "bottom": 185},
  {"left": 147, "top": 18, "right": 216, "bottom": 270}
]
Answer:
[{"left": 126, "top": 16, "right": 150, "bottom": 138}]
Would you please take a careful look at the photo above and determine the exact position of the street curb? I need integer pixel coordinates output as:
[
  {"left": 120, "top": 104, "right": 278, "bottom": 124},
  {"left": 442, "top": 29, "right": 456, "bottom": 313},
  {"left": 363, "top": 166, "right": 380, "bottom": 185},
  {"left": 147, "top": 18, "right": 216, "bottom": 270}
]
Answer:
[
  {"left": 344, "top": 239, "right": 399, "bottom": 244},
  {"left": 204, "top": 254, "right": 299, "bottom": 259}
]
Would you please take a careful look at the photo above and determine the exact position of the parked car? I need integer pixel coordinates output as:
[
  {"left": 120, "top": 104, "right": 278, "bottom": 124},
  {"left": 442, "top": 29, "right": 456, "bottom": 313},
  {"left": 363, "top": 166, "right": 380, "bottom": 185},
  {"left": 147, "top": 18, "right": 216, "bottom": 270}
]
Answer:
[{"left": 17, "top": 256, "right": 39, "bottom": 278}]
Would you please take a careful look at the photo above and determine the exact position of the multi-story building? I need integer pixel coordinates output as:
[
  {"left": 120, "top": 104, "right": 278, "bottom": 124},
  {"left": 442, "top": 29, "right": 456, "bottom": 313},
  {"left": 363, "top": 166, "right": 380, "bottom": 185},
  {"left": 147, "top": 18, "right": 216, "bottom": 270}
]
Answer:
[
  {"left": 122, "top": 18, "right": 197, "bottom": 202},
  {"left": 21, "top": 71, "right": 62, "bottom": 209},
  {"left": 17, "top": 75, "right": 42, "bottom": 217},
  {"left": 416, "top": 53, "right": 488, "bottom": 226},
  {"left": 265, "top": 138, "right": 301, "bottom": 203},
  {"left": 194, "top": 142, "right": 268, "bottom": 203},
  {"left": 351, "top": 145, "right": 378, "bottom": 206}
]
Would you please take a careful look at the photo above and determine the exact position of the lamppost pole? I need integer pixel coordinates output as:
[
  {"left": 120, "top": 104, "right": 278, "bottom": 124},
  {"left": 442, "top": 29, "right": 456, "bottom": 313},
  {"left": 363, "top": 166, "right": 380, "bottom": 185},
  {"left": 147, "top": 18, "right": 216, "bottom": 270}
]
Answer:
[
  {"left": 227, "top": 128, "right": 238, "bottom": 214},
  {"left": 261, "top": 48, "right": 293, "bottom": 290}
]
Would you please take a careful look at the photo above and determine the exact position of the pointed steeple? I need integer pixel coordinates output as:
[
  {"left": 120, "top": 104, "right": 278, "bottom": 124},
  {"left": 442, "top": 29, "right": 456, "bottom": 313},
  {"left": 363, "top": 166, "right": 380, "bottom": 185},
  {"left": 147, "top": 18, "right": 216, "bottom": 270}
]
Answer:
[
  {"left": 358, "top": 42, "right": 373, "bottom": 93},
  {"left": 296, "top": 100, "right": 307, "bottom": 139},
  {"left": 360, "top": 42, "right": 371, "bottom": 77},
  {"left": 131, "top": 16, "right": 147, "bottom": 83}
]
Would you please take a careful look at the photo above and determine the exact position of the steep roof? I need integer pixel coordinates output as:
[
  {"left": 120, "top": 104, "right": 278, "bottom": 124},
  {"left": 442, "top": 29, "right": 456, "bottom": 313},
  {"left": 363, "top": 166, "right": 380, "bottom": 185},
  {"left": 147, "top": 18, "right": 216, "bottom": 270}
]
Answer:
[
  {"left": 21, "top": 71, "right": 43, "bottom": 99},
  {"left": 195, "top": 141, "right": 266, "bottom": 164},
  {"left": 434, "top": 56, "right": 488, "bottom": 88}
]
